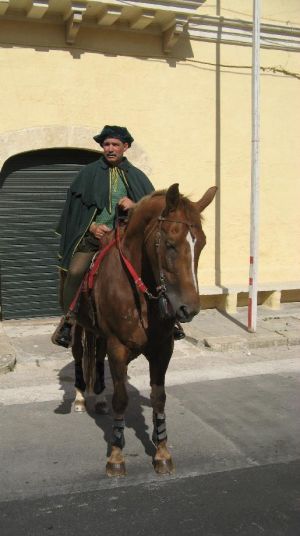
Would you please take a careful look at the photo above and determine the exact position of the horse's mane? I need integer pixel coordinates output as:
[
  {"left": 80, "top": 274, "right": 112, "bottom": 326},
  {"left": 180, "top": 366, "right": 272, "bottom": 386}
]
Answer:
[{"left": 129, "top": 189, "right": 203, "bottom": 222}]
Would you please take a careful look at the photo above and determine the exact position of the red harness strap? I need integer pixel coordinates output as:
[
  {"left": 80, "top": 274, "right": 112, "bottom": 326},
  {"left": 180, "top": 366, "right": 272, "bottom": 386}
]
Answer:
[
  {"left": 68, "top": 222, "right": 155, "bottom": 314},
  {"left": 68, "top": 238, "right": 116, "bottom": 313},
  {"left": 87, "top": 239, "right": 116, "bottom": 290},
  {"left": 115, "top": 223, "right": 150, "bottom": 296},
  {"left": 118, "top": 249, "right": 149, "bottom": 294}
]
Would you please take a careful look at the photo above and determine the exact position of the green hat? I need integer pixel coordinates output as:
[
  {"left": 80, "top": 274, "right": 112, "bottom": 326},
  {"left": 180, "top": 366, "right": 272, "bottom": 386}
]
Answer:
[{"left": 93, "top": 125, "right": 134, "bottom": 147}]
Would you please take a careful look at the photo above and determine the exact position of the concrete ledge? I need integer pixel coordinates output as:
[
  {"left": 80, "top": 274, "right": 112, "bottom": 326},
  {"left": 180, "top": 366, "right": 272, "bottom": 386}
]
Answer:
[
  {"left": 200, "top": 281, "right": 300, "bottom": 295},
  {"left": 199, "top": 282, "right": 300, "bottom": 314}
]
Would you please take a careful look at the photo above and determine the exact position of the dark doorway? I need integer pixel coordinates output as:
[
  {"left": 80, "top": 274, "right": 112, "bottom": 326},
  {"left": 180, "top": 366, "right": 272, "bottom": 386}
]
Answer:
[{"left": 0, "top": 148, "right": 100, "bottom": 319}]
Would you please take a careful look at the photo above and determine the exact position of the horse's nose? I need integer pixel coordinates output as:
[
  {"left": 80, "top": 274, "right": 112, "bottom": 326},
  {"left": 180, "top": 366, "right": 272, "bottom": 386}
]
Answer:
[{"left": 177, "top": 304, "right": 199, "bottom": 322}]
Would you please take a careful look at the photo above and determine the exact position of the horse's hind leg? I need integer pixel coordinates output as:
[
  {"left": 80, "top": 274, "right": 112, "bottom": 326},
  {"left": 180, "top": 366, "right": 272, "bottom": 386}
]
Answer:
[
  {"left": 72, "top": 325, "right": 87, "bottom": 413},
  {"left": 94, "top": 337, "right": 109, "bottom": 415},
  {"left": 148, "top": 341, "right": 175, "bottom": 474}
]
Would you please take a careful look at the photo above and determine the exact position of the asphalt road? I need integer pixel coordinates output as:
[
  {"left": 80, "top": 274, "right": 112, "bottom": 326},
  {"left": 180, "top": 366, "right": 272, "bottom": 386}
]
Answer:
[{"left": 1, "top": 344, "right": 300, "bottom": 535}]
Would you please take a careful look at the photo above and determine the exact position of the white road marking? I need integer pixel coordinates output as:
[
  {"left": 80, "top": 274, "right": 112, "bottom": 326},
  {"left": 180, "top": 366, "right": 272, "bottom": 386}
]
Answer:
[{"left": 0, "top": 358, "right": 299, "bottom": 406}]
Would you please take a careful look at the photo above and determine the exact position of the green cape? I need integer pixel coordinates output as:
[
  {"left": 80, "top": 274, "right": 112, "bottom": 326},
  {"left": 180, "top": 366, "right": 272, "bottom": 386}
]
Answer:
[{"left": 56, "top": 155, "right": 154, "bottom": 270}]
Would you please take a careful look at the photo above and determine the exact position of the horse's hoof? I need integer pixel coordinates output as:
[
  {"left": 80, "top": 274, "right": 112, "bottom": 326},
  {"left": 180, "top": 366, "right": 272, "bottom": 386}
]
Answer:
[
  {"left": 106, "top": 461, "right": 127, "bottom": 477},
  {"left": 95, "top": 401, "right": 109, "bottom": 415},
  {"left": 153, "top": 458, "right": 174, "bottom": 475},
  {"left": 74, "top": 400, "right": 86, "bottom": 413}
]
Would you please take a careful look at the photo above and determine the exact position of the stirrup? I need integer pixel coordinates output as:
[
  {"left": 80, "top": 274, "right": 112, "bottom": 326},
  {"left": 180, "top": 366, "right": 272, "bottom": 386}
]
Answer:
[{"left": 51, "top": 316, "right": 75, "bottom": 349}]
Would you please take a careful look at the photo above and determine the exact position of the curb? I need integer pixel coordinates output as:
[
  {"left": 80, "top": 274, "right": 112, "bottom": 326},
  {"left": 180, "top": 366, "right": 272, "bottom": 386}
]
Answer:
[
  {"left": 186, "top": 331, "right": 300, "bottom": 352},
  {"left": 0, "top": 326, "right": 16, "bottom": 375},
  {"left": 0, "top": 354, "right": 16, "bottom": 375},
  {"left": 184, "top": 312, "right": 300, "bottom": 352}
]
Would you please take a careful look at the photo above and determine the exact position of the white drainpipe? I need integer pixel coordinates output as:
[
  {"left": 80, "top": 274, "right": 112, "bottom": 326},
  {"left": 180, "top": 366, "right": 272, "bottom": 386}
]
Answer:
[{"left": 248, "top": 0, "right": 261, "bottom": 332}]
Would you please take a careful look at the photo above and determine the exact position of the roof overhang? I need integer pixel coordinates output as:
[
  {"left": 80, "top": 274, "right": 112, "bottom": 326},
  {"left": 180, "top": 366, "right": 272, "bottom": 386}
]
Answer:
[
  {"left": 0, "top": 0, "right": 207, "bottom": 53},
  {"left": 189, "top": 14, "right": 300, "bottom": 51}
]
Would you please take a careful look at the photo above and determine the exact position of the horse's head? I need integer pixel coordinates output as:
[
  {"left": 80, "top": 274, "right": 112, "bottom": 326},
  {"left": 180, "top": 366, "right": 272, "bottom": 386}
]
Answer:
[{"left": 145, "top": 184, "right": 217, "bottom": 323}]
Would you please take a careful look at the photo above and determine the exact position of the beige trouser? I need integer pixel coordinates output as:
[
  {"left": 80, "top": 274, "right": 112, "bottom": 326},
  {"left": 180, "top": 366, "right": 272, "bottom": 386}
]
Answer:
[{"left": 63, "top": 231, "right": 101, "bottom": 313}]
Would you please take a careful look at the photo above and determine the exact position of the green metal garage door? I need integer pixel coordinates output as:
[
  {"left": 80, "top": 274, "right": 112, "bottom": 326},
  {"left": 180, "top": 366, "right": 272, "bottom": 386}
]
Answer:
[{"left": 0, "top": 149, "right": 99, "bottom": 320}]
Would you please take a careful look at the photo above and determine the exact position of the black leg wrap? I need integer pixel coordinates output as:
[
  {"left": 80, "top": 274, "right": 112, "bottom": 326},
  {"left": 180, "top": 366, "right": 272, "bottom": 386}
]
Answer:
[
  {"left": 74, "top": 362, "right": 86, "bottom": 393},
  {"left": 94, "top": 361, "right": 105, "bottom": 395},
  {"left": 111, "top": 419, "right": 125, "bottom": 449},
  {"left": 152, "top": 412, "right": 168, "bottom": 445}
]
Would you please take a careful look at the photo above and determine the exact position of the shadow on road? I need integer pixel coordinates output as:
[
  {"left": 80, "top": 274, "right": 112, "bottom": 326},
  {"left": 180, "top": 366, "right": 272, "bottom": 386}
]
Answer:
[
  {"left": 53, "top": 359, "right": 156, "bottom": 460},
  {"left": 53, "top": 360, "right": 75, "bottom": 415}
]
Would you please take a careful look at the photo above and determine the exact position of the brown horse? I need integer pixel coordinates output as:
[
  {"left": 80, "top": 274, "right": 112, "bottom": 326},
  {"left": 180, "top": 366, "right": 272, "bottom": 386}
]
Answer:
[{"left": 71, "top": 183, "right": 217, "bottom": 476}]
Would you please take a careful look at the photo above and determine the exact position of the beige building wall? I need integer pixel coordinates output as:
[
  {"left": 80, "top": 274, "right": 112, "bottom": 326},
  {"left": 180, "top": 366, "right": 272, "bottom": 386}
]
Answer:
[{"left": 0, "top": 0, "right": 299, "bottom": 306}]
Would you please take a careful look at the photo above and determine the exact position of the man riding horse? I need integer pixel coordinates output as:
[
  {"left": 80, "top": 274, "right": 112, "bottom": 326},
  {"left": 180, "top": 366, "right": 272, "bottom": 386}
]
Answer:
[{"left": 52, "top": 125, "right": 185, "bottom": 347}]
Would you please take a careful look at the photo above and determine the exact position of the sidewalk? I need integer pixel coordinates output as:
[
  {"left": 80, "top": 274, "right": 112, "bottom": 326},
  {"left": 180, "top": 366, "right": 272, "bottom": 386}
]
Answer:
[
  {"left": 184, "top": 302, "right": 300, "bottom": 351},
  {"left": 0, "top": 302, "right": 299, "bottom": 375}
]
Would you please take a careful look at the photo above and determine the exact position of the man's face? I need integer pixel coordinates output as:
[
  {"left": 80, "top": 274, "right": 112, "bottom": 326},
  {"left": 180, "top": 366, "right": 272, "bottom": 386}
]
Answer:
[{"left": 102, "top": 137, "right": 128, "bottom": 165}]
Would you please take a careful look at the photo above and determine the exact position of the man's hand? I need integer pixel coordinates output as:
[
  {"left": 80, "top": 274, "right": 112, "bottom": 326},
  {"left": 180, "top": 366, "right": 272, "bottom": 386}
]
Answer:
[
  {"left": 118, "top": 197, "right": 135, "bottom": 211},
  {"left": 89, "top": 223, "right": 111, "bottom": 239}
]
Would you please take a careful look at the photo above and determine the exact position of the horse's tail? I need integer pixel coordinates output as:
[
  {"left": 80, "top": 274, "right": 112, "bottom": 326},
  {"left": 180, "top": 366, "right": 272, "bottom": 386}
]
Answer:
[{"left": 83, "top": 329, "right": 97, "bottom": 393}]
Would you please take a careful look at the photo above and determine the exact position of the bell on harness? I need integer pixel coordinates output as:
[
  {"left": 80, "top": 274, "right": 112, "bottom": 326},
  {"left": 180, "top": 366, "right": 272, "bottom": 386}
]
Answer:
[
  {"left": 173, "top": 323, "right": 185, "bottom": 340},
  {"left": 158, "top": 294, "right": 174, "bottom": 320}
]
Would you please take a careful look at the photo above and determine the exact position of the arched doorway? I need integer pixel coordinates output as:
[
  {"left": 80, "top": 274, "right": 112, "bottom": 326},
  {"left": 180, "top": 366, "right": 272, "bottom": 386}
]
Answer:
[{"left": 0, "top": 148, "right": 100, "bottom": 319}]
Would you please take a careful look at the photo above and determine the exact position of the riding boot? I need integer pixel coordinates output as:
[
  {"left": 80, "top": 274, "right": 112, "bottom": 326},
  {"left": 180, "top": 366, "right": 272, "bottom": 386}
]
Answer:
[
  {"left": 51, "top": 315, "right": 75, "bottom": 349},
  {"left": 173, "top": 322, "right": 185, "bottom": 340}
]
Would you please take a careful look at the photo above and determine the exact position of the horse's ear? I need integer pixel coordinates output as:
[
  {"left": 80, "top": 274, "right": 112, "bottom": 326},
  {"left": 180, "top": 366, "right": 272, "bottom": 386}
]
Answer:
[
  {"left": 164, "top": 183, "right": 180, "bottom": 214},
  {"left": 196, "top": 186, "right": 218, "bottom": 213}
]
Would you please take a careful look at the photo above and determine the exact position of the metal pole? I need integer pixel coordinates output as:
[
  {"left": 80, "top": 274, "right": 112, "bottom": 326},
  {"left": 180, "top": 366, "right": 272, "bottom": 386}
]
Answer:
[{"left": 248, "top": 0, "right": 260, "bottom": 332}]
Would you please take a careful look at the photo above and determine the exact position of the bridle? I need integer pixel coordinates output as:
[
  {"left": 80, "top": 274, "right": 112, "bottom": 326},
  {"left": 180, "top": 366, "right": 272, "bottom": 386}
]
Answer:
[
  {"left": 115, "top": 213, "right": 198, "bottom": 310},
  {"left": 150, "top": 215, "right": 197, "bottom": 297}
]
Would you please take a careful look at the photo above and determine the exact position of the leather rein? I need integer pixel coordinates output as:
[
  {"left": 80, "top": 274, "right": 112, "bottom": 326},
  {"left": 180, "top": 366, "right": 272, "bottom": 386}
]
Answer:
[{"left": 116, "top": 214, "right": 197, "bottom": 302}]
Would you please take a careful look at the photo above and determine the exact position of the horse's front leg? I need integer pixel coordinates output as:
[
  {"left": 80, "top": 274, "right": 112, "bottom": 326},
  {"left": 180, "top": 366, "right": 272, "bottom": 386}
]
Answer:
[
  {"left": 149, "top": 340, "right": 174, "bottom": 474},
  {"left": 106, "top": 339, "right": 130, "bottom": 477}
]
